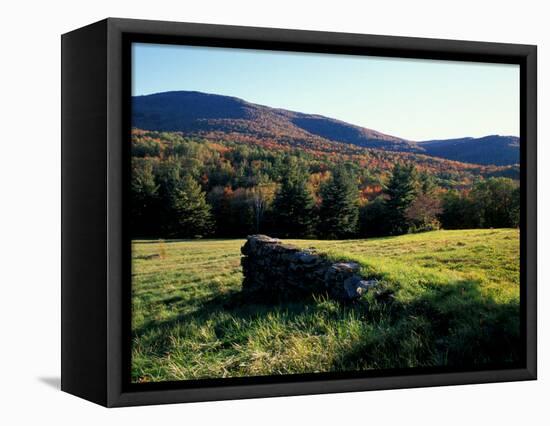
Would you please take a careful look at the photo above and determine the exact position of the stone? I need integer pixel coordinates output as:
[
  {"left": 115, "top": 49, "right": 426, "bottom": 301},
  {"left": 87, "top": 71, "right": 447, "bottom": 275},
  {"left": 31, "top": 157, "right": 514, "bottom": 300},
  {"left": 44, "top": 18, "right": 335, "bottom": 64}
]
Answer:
[
  {"left": 241, "top": 235, "right": 377, "bottom": 301},
  {"left": 332, "top": 262, "right": 360, "bottom": 274},
  {"left": 297, "top": 252, "right": 317, "bottom": 264},
  {"left": 346, "top": 278, "right": 378, "bottom": 297}
]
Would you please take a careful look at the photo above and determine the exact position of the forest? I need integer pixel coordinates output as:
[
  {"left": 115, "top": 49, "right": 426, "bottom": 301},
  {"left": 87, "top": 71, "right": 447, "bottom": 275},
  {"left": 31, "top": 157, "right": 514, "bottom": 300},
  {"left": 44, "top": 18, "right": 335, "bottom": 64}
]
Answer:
[{"left": 130, "top": 129, "right": 520, "bottom": 240}]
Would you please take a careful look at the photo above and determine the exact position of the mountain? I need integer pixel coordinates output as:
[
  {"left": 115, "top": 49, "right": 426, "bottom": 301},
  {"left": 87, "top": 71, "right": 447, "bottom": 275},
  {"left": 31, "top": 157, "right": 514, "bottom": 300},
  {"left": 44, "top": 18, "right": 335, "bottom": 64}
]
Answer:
[
  {"left": 132, "top": 91, "right": 417, "bottom": 150},
  {"left": 132, "top": 91, "right": 519, "bottom": 166},
  {"left": 419, "top": 136, "right": 520, "bottom": 166}
]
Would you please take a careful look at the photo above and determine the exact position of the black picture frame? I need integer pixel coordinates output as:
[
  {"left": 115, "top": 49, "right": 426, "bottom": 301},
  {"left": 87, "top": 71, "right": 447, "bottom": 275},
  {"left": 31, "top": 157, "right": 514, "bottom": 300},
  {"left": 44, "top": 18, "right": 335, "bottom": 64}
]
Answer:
[{"left": 61, "top": 17, "right": 537, "bottom": 407}]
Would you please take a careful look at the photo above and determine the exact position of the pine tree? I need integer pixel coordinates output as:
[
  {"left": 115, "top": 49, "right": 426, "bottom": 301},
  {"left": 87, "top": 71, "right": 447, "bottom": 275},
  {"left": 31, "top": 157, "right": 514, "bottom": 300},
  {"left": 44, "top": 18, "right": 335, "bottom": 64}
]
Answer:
[
  {"left": 418, "top": 170, "right": 436, "bottom": 195},
  {"left": 131, "top": 159, "right": 159, "bottom": 237},
  {"left": 171, "top": 175, "right": 214, "bottom": 238},
  {"left": 318, "top": 165, "right": 360, "bottom": 239},
  {"left": 155, "top": 160, "right": 184, "bottom": 236},
  {"left": 384, "top": 163, "right": 418, "bottom": 235},
  {"left": 360, "top": 196, "right": 389, "bottom": 237},
  {"left": 271, "top": 159, "right": 315, "bottom": 238}
]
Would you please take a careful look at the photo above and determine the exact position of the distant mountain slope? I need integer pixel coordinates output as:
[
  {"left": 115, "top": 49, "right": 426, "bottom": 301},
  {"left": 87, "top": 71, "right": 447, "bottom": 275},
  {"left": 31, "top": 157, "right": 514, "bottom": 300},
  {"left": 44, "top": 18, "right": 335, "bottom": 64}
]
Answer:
[
  {"left": 419, "top": 136, "right": 520, "bottom": 166},
  {"left": 286, "top": 113, "right": 419, "bottom": 152},
  {"left": 133, "top": 91, "right": 420, "bottom": 152},
  {"left": 132, "top": 91, "right": 519, "bottom": 166}
]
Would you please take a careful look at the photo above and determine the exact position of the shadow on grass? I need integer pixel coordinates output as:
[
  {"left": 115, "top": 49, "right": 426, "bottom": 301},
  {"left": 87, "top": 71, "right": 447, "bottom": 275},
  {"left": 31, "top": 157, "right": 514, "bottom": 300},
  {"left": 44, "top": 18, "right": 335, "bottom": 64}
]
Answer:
[
  {"left": 133, "top": 238, "right": 245, "bottom": 244},
  {"left": 133, "top": 289, "right": 317, "bottom": 350},
  {"left": 133, "top": 277, "right": 521, "bottom": 372},
  {"left": 334, "top": 278, "right": 521, "bottom": 371}
]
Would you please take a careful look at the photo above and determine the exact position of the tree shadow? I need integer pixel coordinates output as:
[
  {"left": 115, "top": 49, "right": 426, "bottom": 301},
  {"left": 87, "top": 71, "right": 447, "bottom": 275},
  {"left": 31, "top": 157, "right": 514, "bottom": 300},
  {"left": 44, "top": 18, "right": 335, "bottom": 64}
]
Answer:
[
  {"left": 133, "top": 238, "right": 244, "bottom": 244},
  {"left": 133, "top": 275, "right": 521, "bottom": 374},
  {"left": 133, "top": 288, "right": 317, "bottom": 352},
  {"left": 333, "top": 278, "right": 521, "bottom": 371}
]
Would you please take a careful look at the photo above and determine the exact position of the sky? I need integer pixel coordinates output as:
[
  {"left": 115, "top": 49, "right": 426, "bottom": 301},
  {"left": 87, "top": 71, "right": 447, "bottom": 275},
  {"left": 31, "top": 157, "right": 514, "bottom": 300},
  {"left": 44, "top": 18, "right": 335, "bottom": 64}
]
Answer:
[{"left": 132, "top": 43, "right": 519, "bottom": 141}]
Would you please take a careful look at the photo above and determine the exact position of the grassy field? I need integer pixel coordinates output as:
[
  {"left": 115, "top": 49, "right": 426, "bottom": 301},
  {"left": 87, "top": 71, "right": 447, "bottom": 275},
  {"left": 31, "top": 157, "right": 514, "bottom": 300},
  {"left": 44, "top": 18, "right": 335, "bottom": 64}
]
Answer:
[{"left": 131, "top": 229, "right": 520, "bottom": 383}]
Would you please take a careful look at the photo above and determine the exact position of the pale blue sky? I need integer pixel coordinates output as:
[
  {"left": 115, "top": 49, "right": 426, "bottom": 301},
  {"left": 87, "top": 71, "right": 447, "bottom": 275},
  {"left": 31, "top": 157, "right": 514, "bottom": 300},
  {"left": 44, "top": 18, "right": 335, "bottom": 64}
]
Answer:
[{"left": 132, "top": 43, "right": 519, "bottom": 141}]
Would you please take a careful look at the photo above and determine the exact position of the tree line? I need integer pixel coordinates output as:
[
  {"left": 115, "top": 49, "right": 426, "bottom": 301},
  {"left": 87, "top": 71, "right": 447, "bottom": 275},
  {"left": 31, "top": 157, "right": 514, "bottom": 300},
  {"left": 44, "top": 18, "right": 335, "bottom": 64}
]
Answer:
[{"left": 131, "top": 132, "right": 520, "bottom": 239}]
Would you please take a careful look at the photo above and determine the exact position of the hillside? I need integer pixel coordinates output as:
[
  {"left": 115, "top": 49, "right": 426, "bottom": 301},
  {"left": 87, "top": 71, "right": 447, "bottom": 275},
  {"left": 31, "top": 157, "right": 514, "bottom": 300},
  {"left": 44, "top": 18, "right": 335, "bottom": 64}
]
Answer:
[
  {"left": 132, "top": 90, "right": 520, "bottom": 166},
  {"left": 132, "top": 91, "right": 416, "bottom": 152},
  {"left": 132, "top": 128, "right": 519, "bottom": 188},
  {"left": 419, "top": 136, "right": 520, "bottom": 166}
]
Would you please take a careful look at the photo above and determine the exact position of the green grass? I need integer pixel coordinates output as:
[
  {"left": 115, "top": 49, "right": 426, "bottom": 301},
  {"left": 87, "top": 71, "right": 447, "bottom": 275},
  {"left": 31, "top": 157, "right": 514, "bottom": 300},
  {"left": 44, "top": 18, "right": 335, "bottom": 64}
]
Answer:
[{"left": 131, "top": 229, "right": 520, "bottom": 383}]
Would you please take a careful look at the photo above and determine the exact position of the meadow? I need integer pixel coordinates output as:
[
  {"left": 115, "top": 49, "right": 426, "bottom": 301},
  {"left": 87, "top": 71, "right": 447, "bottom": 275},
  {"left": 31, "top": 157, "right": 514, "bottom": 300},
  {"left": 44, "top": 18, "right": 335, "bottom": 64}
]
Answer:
[{"left": 131, "top": 228, "right": 520, "bottom": 383}]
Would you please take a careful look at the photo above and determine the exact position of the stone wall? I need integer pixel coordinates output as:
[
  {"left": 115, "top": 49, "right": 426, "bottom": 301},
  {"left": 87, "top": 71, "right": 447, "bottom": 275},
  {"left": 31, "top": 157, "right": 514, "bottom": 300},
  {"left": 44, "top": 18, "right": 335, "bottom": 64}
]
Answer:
[{"left": 241, "top": 235, "right": 377, "bottom": 301}]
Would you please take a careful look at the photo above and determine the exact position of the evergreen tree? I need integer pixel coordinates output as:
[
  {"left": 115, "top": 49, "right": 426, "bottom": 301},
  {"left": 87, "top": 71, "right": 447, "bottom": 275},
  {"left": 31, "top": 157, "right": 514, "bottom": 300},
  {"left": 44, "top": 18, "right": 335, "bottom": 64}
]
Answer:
[
  {"left": 509, "top": 186, "right": 521, "bottom": 227},
  {"left": 359, "top": 196, "right": 389, "bottom": 237},
  {"left": 418, "top": 170, "right": 436, "bottom": 195},
  {"left": 207, "top": 186, "right": 237, "bottom": 238},
  {"left": 171, "top": 175, "right": 214, "bottom": 238},
  {"left": 384, "top": 163, "right": 418, "bottom": 235},
  {"left": 155, "top": 160, "right": 184, "bottom": 236},
  {"left": 318, "top": 165, "right": 360, "bottom": 239},
  {"left": 131, "top": 159, "right": 159, "bottom": 237},
  {"left": 271, "top": 159, "right": 315, "bottom": 238}
]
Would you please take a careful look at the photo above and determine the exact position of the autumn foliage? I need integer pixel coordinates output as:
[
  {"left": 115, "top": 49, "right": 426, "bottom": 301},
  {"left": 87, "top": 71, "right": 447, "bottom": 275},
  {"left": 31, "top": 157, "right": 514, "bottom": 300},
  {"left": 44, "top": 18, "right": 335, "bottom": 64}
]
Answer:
[{"left": 130, "top": 129, "right": 520, "bottom": 239}]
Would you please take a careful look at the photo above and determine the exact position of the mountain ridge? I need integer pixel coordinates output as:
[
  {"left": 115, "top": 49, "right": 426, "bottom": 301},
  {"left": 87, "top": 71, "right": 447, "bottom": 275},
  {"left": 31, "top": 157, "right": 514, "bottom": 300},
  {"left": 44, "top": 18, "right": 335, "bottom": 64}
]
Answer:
[{"left": 132, "top": 90, "right": 520, "bottom": 166}]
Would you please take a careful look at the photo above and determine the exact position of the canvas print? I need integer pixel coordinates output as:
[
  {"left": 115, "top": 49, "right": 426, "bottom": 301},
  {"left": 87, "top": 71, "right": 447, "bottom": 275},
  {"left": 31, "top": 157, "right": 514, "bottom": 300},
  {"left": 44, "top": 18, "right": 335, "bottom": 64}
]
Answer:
[{"left": 130, "top": 43, "right": 521, "bottom": 383}]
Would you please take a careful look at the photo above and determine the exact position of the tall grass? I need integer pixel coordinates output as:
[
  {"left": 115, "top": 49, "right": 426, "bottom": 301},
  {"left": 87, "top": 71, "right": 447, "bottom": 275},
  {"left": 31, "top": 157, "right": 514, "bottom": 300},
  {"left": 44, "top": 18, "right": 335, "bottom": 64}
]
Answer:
[{"left": 131, "top": 229, "right": 520, "bottom": 382}]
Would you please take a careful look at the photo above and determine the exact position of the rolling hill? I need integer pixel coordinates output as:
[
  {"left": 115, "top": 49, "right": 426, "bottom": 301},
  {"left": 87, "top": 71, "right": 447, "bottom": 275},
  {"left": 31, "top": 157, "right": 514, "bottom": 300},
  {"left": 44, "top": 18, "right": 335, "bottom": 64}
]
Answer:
[
  {"left": 418, "top": 136, "right": 520, "bottom": 166},
  {"left": 132, "top": 91, "right": 519, "bottom": 166}
]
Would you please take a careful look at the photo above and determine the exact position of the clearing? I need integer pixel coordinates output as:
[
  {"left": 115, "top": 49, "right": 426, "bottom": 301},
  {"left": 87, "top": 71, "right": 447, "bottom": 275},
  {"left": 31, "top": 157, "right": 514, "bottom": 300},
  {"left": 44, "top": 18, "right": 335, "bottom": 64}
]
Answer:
[{"left": 131, "top": 229, "right": 520, "bottom": 382}]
